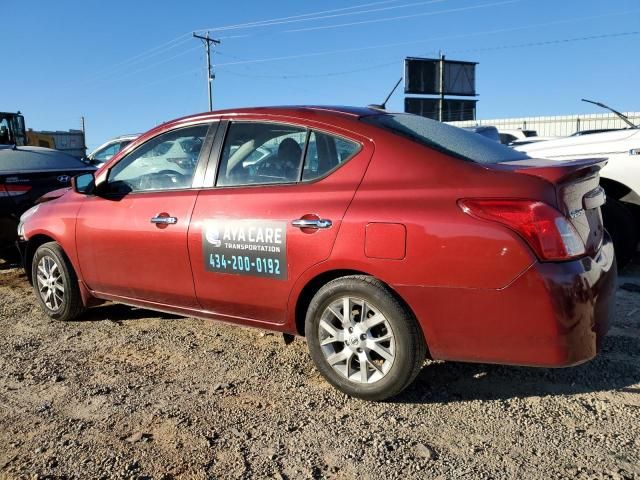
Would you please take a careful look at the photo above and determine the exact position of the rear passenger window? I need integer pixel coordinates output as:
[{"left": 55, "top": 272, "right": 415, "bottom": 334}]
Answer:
[
  {"left": 302, "top": 132, "right": 360, "bottom": 181},
  {"left": 216, "top": 122, "right": 360, "bottom": 187},
  {"left": 217, "top": 122, "right": 306, "bottom": 186}
]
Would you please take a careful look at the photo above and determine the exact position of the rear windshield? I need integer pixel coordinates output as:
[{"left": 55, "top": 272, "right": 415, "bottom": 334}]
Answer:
[{"left": 362, "top": 114, "right": 530, "bottom": 164}]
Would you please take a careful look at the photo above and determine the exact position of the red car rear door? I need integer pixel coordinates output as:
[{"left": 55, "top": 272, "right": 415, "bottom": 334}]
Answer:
[
  {"left": 76, "top": 122, "right": 217, "bottom": 307},
  {"left": 187, "top": 119, "right": 373, "bottom": 326}
]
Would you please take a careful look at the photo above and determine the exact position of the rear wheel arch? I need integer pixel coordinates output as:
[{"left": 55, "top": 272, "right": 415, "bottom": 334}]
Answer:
[
  {"left": 293, "top": 270, "right": 428, "bottom": 350},
  {"left": 294, "top": 269, "right": 365, "bottom": 336},
  {"left": 599, "top": 178, "right": 640, "bottom": 266},
  {"left": 599, "top": 177, "right": 639, "bottom": 204}
]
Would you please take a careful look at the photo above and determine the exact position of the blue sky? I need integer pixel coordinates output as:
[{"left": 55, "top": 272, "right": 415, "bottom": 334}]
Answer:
[{"left": 4, "top": 0, "right": 639, "bottom": 149}]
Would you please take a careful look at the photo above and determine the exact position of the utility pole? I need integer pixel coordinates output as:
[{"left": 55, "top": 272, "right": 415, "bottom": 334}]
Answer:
[
  {"left": 193, "top": 31, "right": 221, "bottom": 111},
  {"left": 80, "top": 116, "right": 86, "bottom": 154},
  {"left": 438, "top": 52, "right": 445, "bottom": 122}
]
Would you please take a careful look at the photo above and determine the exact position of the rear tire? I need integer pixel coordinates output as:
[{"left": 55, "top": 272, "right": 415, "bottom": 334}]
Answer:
[
  {"left": 31, "top": 242, "right": 85, "bottom": 321},
  {"left": 305, "top": 275, "right": 426, "bottom": 401},
  {"left": 601, "top": 198, "right": 639, "bottom": 269}
]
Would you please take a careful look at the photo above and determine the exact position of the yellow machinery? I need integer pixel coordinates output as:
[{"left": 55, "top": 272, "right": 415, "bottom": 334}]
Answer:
[{"left": 0, "top": 111, "right": 85, "bottom": 158}]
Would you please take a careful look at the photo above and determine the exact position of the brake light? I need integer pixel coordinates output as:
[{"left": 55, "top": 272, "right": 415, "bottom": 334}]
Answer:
[
  {"left": 0, "top": 184, "right": 31, "bottom": 197},
  {"left": 458, "top": 199, "right": 586, "bottom": 261}
]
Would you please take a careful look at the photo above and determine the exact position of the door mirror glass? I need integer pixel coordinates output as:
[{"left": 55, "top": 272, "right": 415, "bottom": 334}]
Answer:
[{"left": 73, "top": 172, "right": 95, "bottom": 194}]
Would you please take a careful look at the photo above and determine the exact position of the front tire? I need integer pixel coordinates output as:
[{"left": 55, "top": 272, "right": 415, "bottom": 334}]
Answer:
[
  {"left": 305, "top": 276, "right": 426, "bottom": 401},
  {"left": 31, "top": 242, "right": 85, "bottom": 321}
]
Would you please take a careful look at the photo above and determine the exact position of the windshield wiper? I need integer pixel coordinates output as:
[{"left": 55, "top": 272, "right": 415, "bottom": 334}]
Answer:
[{"left": 582, "top": 98, "right": 637, "bottom": 129}]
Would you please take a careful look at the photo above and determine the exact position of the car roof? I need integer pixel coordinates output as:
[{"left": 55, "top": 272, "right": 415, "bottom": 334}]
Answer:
[{"left": 164, "top": 105, "right": 385, "bottom": 128}]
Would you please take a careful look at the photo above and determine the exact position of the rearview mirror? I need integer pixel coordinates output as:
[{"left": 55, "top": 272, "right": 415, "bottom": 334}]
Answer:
[{"left": 72, "top": 172, "right": 95, "bottom": 195}]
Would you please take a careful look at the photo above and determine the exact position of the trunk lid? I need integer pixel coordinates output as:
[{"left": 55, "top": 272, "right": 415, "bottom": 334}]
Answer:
[{"left": 493, "top": 157, "right": 607, "bottom": 255}]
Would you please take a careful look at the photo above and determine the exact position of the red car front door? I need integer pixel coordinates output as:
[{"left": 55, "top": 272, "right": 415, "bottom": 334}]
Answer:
[
  {"left": 76, "top": 191, "right": 200, "bottom": 307},
  {"left": 76, "top": 123, "right": 214, "bottom": 308},
  {"left": 187, "top": 120, "right": 373, "bottom": 326}
]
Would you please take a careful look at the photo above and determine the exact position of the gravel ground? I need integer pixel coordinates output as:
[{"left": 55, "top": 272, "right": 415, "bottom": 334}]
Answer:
[{"left": 0, "top": 259, "right": 639, "bottom": 480}]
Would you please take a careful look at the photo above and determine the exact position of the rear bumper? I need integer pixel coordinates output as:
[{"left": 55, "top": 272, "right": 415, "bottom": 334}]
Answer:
[{"left": 396, "top": 234, "right": 617, "bottom": 367}]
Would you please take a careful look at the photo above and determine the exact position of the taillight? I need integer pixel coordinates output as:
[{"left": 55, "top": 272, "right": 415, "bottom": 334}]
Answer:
[
  {"left": 0, "top": 184, "right": 31, "bottom": 197},
  {"left": 458, "top": 199, "right": 586, "bottom": 261}
]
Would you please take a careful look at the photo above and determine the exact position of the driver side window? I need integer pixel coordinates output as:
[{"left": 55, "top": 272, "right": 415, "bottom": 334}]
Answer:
[{"left": 108, "top": 124, "right": 209, "bottom": 193}]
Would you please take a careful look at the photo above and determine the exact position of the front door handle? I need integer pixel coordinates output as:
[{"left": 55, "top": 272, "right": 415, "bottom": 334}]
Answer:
[
  {"left": 151, "top": 215, "right": 178, "bottom": 225},
  {"left": 292, "top": 218, "right": 332, "bottom": 229}
]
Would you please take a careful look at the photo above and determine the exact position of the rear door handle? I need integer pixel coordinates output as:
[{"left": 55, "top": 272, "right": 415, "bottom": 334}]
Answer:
[
  {"left": 150, "top": 215, "right": 178, "bottom": 225},
  {"left": 292, "top": 218, "right": 332, "bottom": 229}
]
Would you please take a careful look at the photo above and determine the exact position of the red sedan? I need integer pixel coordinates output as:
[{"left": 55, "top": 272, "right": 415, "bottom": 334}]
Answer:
[{"left": 17, "top": 106, "right": 616, "bottom": 400}]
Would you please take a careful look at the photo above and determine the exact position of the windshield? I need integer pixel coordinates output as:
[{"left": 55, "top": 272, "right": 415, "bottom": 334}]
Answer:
[{"left": 362, "top": 114, "right": 530, "bottom": 164}]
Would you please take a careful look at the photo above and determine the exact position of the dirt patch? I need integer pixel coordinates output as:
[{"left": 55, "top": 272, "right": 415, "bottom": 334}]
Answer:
[{"left": 0, "top": 259, "right": 639, "bottom": 479}]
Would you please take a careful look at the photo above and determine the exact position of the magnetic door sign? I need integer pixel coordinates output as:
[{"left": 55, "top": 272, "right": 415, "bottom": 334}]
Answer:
[{"left": 202, "top": 220, "right": 287, "bottom": 280}]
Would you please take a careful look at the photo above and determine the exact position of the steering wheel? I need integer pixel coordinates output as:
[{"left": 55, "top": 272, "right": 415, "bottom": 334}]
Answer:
[
  {"left": 137, "top": 170, "right": 189, "bottom": 190},
  {"left": 157, "top": 169, "right": 189, "bottom": 183}
]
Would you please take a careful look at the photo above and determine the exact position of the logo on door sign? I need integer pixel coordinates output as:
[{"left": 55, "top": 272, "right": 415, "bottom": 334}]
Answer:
[
  {"left": 205, "top": 227, "right": 222, "bottom": 247},
  {"left": 202, "top": 219, "right": 288, "bottom": 280}
]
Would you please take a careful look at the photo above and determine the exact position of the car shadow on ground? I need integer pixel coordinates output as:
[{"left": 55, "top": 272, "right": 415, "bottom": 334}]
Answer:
[
  {"left": 77, "top": 303, "right": 184, "bottom": 323},
  {"left": 394, "top": 333, "right": 640, "bottom": 404},
  {"left": 0, "top": 259, "right": 20, "bottom": 271}
]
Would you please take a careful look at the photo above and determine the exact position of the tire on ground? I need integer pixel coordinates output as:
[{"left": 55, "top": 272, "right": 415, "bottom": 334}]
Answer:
[
  {"left": 31, "top": 241, "right": 85, "bottom": 321},
  {"left": 305, "top": 275, "right": 426, "bottom": 401}
]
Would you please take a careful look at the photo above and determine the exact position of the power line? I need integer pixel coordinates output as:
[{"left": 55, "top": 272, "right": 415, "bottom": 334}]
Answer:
[
  {"left": 213, "top": 8, "right": 640, "bottom": 68},
  {"left": 194, "top": 0, "right": 404, "bottom": 32},
  {"left": 285, "top": 0, "right": 522, "bottom": 33},
  {"left": 70, "top": 5, "right": 640, "bottom": 96},
  {"left": 77, "top": 1, "right": 637, "bottom": 90},
  {"left": 217, "top": 30, "right": 639, "bottom": 82},
  {"left": 196, "top": 0, "right": 450, "bottom": 33},
  {"left": 79, "top": 45, "right": 202, "bottom": 89},
  {"left": 217, "top": 59, "right": 402, "bottom": 79},
  {"left": 96, "top": 29, "right": 639, "bottom": 98},
  {"left": 453, "top": 30, "right": 640, "bottom": 54},
  {"left": 83, "top": 34, "right": 193, "bottom": 83},
  {"left": 86, "top": 0, "right": 407, "bottom": 81},
  {"left": 80, "top": 0, "right": 448, "bottom": 84}
]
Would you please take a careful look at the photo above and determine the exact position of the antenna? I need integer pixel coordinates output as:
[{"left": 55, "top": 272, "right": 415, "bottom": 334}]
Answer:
[
  {"left": 368, "top": 77, "right": 403, "bottom": 111},
  {"left": 581, "top": 98, "right": 637, "bottom": 129}
]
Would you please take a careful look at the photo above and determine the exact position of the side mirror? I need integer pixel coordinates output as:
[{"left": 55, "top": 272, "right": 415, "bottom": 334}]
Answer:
[{"left": 72, "top": 172, "right": 95, "bottom": 195}]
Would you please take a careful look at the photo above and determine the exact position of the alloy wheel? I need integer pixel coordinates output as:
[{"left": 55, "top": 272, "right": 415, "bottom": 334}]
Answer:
[
  {"left": 318, "top": 296, "right": 396, "bottom": 384},
  {"left": 36, "top": 255, "right": 65, "bottom": 311}
]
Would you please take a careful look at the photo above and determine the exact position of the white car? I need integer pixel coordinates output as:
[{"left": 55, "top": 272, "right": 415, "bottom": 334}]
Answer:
[
  {"left": 498, "top": 128, "right": 539, "bottom": 145},
  {"left": 516, "top": 128, "right": 640, "bottom": 266},
  {"left": 87, "top": 134, "right": 139, "bottom": 165}
]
